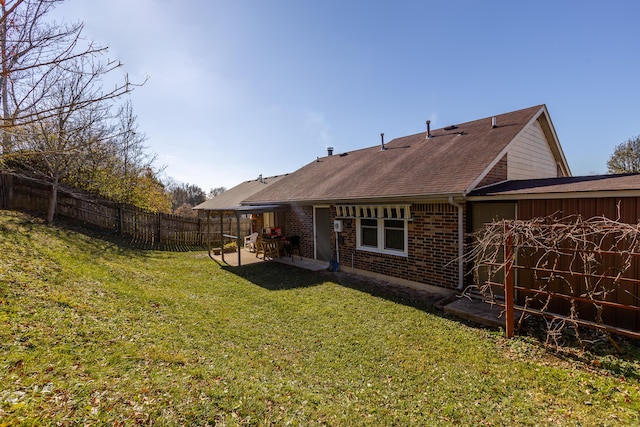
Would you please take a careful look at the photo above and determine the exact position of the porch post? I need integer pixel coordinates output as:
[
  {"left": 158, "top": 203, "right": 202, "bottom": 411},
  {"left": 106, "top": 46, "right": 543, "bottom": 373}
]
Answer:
[
  {"left": 207, "top": 211, "right": 211, "bottom": 257},
  {"left": 236, "top": 211, "right": 242, "bottom": 266},
  {"left": 220, "top": 211, "right": 225, "bottom": 264}
]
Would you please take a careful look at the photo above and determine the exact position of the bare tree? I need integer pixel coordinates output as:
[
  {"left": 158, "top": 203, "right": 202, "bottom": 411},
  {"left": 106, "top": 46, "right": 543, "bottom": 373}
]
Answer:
[
  {"left": 167, "top": 181, "right": 206, "bottom": 212},
  {"left": 607, "top": 136, "right": 640, "bottom": 174},
  {"left": 208, "top": 186, "right": 226, "bottom": 199},
  {"left": 0, "top": 0, "right": 145, "bottom": 222},
  {"left": 20, "top": 56, "right": 113, "bottom": 223},
  {"left": 114, "top": 100, "right": 156, "bottom": 202},
  {"left": 0, "top": 0, "right": 141, "bottom": 158}
]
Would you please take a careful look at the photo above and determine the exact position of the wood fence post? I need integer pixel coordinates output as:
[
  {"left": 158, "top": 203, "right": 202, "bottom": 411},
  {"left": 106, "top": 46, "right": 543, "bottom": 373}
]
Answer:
[
  {"left": 504, "top": 231, "right": 515, "bottom": 338},
  {"left": 157, "top": 213, "right": 162, "bottom": 247},
  {"left": 0, "top": 173, "right": 8, "bottom": 209},
  {"left": 116, "top": 205, "right": 123, "bottom": 234},
  {"left": 206, "top": 212, "right": 211, "bottom": 256},
  {"left": 0, "top": 173, "right": 5, "bottom": 208},
  {"left": 4, "top": 174, "right": 13, "bottom": 209}
]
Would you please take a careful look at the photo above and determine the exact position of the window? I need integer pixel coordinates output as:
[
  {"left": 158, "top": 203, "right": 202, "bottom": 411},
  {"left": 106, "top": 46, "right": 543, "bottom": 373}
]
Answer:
[
  {"left": 349, "top": 205, "right": 410, "bottom": 256},
  {"left": 263, "top": 212, "right": 275, "bottom": 229},
  {"left": 360, "top": 219, "right": 378, "bottom": 248},
  {"left": 384, "top": 219, "right": 405, "bottom": 251}
]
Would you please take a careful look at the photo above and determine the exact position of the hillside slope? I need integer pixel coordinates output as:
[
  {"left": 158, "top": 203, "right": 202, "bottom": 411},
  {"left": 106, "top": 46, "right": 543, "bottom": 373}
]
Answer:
[{"left": 1, "top": 210, "right": 639, "bottom": 425}]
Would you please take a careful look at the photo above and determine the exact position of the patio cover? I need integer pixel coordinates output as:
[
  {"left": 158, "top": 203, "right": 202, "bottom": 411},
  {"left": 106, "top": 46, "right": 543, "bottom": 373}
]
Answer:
[{"left": 193, "top": 174, "right": 289, "bottom": 265}]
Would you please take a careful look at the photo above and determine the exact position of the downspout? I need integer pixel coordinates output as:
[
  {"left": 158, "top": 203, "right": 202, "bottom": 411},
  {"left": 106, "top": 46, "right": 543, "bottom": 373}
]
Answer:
[{"left": 448, "top": 196, "right": 464, "bottom": 291}]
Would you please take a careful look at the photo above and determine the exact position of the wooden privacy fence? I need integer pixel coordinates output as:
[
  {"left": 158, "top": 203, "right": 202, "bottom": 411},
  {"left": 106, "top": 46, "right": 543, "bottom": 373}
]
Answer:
[
  {"left": 0, "top": 172, "right": 251, "bottom": 249},
  {"left": 469, "top": 215, "right": 640, "bottom": 340},
  {"left": 0, "top": 173, "right": 8, "bottom": 210}
]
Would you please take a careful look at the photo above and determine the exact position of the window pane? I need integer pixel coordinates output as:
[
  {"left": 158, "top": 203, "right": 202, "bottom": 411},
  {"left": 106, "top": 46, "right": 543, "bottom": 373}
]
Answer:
[
  {"left": 362, "top": 227, "right": 377, "bottom": 247},
  {"left": 385, "top": 219, "right": 404, "bottom": 229},
  {"left": 385, "top": 228, "right": 404, "bottom": 250},
  {"left": 361, "top": 219, "right": 377, "bottom": 247},
  {"left": 384, "top": 219, "right": 405, "bottom": 251}
]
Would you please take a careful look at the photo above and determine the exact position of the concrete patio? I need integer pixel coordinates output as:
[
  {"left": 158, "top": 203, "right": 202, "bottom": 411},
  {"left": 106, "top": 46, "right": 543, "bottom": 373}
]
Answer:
[{"left": 209, "top": 247, "right": 329, "bottom": 272}]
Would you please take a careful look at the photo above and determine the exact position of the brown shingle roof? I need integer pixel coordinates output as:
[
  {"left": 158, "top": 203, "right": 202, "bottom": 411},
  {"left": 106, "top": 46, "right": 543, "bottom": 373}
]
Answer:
[
  {"left": 193, "top": 174, "right": 289, "bottom": 211},
  {"left": 468, "top": 173, "right": 640, "bottom": 198},
  {"left": 245, "top": 105, "right": 546, "bottom": 204}
]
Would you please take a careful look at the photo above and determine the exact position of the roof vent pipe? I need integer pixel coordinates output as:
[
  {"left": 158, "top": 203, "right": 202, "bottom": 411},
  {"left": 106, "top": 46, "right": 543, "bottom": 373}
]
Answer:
[
  {"left": 380, "top": 133, "right": 385, "bottom": 151},
  {"left": 327, "top": 147, "right": 334, "bottom": 156},
  {"left": 426, "top": 120, "right": 432, "bottom": 138},
  {"left": 491, "top": 116, "right": 497, "bottom": 128}
]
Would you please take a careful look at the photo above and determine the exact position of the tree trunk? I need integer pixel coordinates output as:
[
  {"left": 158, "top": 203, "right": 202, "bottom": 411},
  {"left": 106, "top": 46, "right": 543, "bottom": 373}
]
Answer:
[
  {"left": 0, "top": 3, "right": 12, "bottom": 152},
  {"left": 46, "top": 179, "right": 58, "bottom": 224}
]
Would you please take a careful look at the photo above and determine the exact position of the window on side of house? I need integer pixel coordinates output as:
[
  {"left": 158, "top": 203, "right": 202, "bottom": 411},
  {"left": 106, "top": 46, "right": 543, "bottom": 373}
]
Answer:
[
  {"left": 384, "top": 219, "right": 405, "bottom": 251},
  {"left": 360, "top": 218, "right": 378, "bottom": 248},
  {"left": 352, "top": 205, "right": 409, "bottom": 256},
  {"left": 263, "top": 212, "right": 275, "bottom": 229}
]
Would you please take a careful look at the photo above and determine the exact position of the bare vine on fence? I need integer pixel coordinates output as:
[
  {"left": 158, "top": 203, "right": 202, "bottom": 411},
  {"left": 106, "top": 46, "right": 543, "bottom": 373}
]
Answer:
[{"left": 466, "top": 209, "right": 640, "bottom": 343}]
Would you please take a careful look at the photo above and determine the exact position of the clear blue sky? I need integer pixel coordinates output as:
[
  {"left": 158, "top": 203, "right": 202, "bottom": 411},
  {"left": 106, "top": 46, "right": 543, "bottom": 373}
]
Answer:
[{"left": 54, "top": 0, "right": 640, "bottom": 191}]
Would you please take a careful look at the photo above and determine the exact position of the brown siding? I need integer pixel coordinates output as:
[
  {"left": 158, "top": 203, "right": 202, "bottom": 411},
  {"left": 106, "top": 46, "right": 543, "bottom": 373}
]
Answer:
[
  {"left": 517, "top": 197, "right": 640, "bottom": 222},
  {"left": 517, "top": 196, "right": 640, "bottom": 330}
]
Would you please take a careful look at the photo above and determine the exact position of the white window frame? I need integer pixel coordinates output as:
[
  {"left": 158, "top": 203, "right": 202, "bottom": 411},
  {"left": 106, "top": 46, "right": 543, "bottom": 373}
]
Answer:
[{"left": 342, "top": 204, "right": 410, "bottom": 257}]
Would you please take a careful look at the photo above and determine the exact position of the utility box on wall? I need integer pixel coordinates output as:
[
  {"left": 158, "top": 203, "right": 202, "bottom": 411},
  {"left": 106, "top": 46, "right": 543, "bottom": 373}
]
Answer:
[{"left": 333, "top": 219, "right": 343, "bottom": 232}]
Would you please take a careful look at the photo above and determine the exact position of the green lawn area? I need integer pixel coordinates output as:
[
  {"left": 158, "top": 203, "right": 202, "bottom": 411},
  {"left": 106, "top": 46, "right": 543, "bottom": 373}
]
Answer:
[{"left": 1, "top": 210, "right": 639, "bottom": 426}]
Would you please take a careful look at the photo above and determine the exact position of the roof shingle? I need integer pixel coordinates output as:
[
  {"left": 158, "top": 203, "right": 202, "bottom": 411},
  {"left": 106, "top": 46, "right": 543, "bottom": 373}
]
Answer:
[
  {"left": 245, "top": 105, "right": 545, "bottom": 204},
  {"left": 468, "top": 173, "right": 640, "bottom": 198},
  {"left": 193, "top": 175, "right": 289, "bottom": 211}
]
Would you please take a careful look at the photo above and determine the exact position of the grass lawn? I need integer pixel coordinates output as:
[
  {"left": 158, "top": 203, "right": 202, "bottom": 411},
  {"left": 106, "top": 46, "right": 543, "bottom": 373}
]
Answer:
[{"left": 1, "top": 210, "right": 639, "bottom": 426}]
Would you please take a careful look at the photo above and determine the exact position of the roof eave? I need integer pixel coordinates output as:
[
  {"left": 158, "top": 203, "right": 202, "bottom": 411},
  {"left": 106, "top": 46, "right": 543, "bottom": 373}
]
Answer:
[
  {"left": 468, "top": 189, "right": 640, "bottom": 201},
  {"left": 246, "top": 192, "right": 467, "bottom": 206}
]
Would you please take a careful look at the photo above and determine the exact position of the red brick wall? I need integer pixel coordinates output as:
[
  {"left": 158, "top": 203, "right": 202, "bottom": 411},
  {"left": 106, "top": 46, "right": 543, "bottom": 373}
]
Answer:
[
  {"left": 476, "top": 155, "right": 507, "bottom": 188},
  {"left": 275, "top": 202, "right": 464, "bottom": 290},
  {"left": 333, "top": 203, "right": 463, "bottom": 290},
  {"left": 284, "top": 206, "right": 315, "bottom": 259}
]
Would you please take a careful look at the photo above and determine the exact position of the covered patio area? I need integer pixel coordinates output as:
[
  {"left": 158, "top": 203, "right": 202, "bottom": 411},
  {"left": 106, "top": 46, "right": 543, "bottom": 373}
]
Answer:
[
  {"left": 193, "top": 174, "right": 292, "bottom": 267},
  {"left": 209, "top": 246, "right": 328, "bottom": 272}
]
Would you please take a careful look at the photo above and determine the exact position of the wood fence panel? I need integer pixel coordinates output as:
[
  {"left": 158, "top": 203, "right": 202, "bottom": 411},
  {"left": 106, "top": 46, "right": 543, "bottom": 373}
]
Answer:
[
  {"left": 0, "top": 173, "right": 7, "bottom": 209},
  {"left": 515, "top": 196, "right": 640, "bottom": 331},
  {"left": 11, "top": 175, "right": 50, "bottom": 212},
  {"left": 0, "top": 172, "right": 255, "bottom": 250}
]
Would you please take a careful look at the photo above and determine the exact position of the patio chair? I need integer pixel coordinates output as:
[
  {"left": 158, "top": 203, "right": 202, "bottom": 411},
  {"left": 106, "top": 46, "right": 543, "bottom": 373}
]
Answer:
[
  {"left": 284, "top": 235, "right": 302, "bottom": 261},
  {"left": 244, "top": 232, "right": 259, "bottom": 252},
  {"left": 257, "top": 239, "right": 279, "bottom": 260}
]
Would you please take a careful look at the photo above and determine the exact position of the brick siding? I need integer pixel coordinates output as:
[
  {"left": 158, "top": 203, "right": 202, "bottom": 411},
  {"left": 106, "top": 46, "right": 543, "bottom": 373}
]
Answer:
[
  {"left": 476, "top": 155, "right": 507, "bottom": 188},
  {"left": 284, "top": 206, "right": 315, "bottom": 259},
  {"left": 324, "top": 203, "right": 464, "bottom": 289},
  {"left": 281, "top": 202, "right": 464, "bottom": 290}
]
